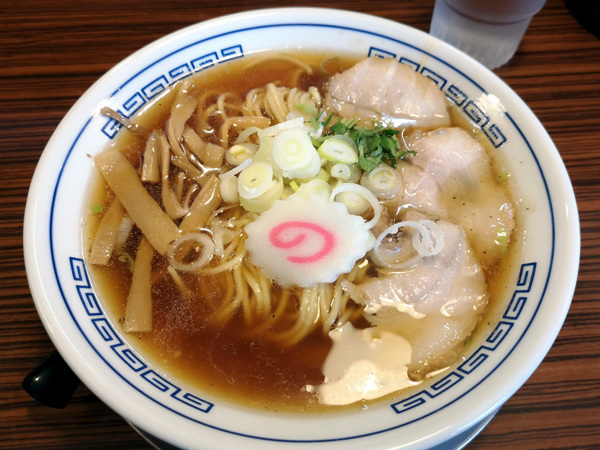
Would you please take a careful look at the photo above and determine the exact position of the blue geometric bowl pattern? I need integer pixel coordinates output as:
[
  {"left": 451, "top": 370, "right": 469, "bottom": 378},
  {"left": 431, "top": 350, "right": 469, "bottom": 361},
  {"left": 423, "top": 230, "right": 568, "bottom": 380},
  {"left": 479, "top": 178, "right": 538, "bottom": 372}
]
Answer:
[
  {"left": 47, "top": 20, "right": 554, "bottom": 443},
  {"left": 392, "top": 262, "right": 537, "bottom": 414}
]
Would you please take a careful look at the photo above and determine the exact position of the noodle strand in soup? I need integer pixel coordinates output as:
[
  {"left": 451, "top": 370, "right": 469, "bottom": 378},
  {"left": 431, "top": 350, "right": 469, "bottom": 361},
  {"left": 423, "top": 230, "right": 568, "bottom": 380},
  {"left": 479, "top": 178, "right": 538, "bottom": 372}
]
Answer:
[{"left": 85, "top": 52, "right": 519, "bottom": 412}]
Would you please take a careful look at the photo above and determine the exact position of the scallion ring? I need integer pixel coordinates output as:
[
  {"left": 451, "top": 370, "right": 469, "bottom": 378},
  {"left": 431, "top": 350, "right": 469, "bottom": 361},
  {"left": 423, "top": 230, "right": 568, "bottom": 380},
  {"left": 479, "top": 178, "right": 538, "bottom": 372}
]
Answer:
[
  {"left": 329, "top": 183, "right": 382, "bottom": 230},
  {"left": 168, "top": 233, "right": 215, "bottom": 272}
]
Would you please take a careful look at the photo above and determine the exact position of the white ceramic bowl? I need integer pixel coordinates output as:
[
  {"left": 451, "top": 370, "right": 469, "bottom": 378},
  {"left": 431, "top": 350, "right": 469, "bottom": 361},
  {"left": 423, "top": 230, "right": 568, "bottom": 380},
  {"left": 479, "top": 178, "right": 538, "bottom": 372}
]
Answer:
[{"left": 24, "top": 8, "right": 579, "bottom": 449}]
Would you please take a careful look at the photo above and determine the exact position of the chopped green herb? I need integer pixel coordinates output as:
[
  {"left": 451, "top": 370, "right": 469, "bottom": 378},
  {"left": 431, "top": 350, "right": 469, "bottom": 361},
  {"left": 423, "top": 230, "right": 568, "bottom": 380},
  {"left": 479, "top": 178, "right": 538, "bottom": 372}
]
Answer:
[
  {"left": 358, "top": 155, "right": 380, "bottom": 172},
  {"left": 321, "top": 112, "right": 333, "bottom": 128},
  {"left": 308, "top": 111, "right": 323, "bottom": 130},
  {"left": 92, "top": 203, "right": 103, "bottom": 215},
  {"left": 314, "top": 111, "right": 415, "bottom": 171},
  {"left": 306, "top": 111, "right": 334, "bottom": 135},
  {"left": 117, "top": 251, "right": 135, "bottom": 273},
  {"left": 340, "top": 117, "right": 360, "bottom": 129}
]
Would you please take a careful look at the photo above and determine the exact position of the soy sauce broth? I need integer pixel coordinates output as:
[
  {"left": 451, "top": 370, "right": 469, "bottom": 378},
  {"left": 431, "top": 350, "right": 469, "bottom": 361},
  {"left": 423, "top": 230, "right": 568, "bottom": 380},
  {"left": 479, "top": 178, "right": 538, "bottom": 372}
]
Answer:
[{"left": 84, "top": 51, "right": 521, "bottom": 413}]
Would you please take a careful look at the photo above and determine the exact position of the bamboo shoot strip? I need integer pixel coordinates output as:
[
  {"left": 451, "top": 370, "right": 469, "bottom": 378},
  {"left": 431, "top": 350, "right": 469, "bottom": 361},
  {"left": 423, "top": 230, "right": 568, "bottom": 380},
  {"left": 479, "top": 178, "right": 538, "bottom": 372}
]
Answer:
[
  {"left": 124, "top": 236, "right": 154, "bottom": 332},
  {"left": 88, "top": 197, "right": 124, "bottom": 265},
  {"left": 94, "top": 149, "right": 179, "bottom": 255},
  {"left": 204, "top": 142, "right": 226, "bottom": 168},
  {"left": 158, "top": 133, "right": 189, "bottom": 220},
  {"left": 179, "top": 174, "right": 221, "bottom": 233},
  {"left": 141, "top": 131, "right": 160, "bottom": 183},
  {"left": 183, "top": 126, "right": 225, "bottom": 168},
  {"left": 182, "top": 126, "right": 207, "bottom": 160},
  {"left": 167, "top": 79, "right": 197, "bottom": 156}
]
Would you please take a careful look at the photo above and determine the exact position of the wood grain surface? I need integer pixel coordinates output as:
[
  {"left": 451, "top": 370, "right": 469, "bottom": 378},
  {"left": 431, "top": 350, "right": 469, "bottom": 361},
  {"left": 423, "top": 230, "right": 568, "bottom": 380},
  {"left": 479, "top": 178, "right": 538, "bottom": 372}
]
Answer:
[{"left": 1, "top": 0, "right": 598, "bottom": 448}]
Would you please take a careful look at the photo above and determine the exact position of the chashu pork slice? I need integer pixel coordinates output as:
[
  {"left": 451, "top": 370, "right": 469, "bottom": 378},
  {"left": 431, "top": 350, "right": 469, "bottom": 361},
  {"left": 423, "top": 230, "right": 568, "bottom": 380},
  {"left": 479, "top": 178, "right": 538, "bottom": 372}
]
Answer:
[
  {"left": 326, "top": 57, "right": 451, "bottom": 129},
  {"left": 345, "top": 212, "right": 487, "bottom": 379},
  {"left": 406, "top": 127, "right": 515, "bottom": 268}
]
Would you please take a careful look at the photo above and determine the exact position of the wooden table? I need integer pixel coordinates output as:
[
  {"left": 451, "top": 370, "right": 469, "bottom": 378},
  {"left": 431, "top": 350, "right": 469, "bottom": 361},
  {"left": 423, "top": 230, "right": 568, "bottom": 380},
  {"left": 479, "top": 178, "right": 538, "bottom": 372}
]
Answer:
[{"left": 1, "top": 0, "right": 598, "bottom": 448}]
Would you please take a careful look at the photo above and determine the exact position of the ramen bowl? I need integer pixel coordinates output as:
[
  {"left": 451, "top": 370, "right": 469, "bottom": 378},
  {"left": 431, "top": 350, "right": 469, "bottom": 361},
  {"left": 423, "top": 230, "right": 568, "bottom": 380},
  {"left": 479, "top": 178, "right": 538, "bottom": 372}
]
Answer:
[{"left": 24, "top": 7, "right": 579, "bottom": 449}]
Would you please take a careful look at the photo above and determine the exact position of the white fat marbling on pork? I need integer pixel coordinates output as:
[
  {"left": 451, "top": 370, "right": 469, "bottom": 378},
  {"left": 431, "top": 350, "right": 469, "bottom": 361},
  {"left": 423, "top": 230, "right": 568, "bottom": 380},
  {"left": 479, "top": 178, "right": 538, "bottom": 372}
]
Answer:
[
  {"left": 406, "top": 127, "right": 515, "bottom": 267},
  {"left": 407, "top": 127, "right": 485, "bottom": 185},
  {"left": 326, "top": 58, "right": 451, "bottom": 129},
  {"left": 347, "top": 213, "right": 487, "bottom": 378}
]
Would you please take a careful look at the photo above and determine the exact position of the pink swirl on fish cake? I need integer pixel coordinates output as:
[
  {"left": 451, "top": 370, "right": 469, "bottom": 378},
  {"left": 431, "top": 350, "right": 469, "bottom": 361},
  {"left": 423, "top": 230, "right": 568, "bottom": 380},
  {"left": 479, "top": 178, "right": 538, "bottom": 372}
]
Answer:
[{"left": 269, "top": 221, "right": 336, "bottom": 264}]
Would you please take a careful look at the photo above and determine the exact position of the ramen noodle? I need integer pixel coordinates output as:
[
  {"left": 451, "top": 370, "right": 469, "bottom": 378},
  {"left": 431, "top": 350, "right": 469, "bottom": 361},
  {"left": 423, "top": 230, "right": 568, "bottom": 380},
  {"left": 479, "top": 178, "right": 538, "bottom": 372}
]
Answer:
[{"left": 84, "top": 52, "right": 519, "bottom": 411}]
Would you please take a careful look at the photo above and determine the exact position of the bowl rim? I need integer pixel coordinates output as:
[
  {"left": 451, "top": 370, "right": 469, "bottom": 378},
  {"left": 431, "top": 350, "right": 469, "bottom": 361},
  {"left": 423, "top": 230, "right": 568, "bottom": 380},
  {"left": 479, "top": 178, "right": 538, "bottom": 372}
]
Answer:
[{"left": 23, "top": 7, "right": 580, "bottom": 449}]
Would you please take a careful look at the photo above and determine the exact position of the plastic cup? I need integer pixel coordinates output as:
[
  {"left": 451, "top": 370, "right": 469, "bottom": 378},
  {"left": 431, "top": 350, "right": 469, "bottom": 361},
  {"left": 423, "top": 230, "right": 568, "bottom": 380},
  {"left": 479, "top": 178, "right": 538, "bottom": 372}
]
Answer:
[{"left": 430, "top": 0, "right": 547, "bottom": 69}]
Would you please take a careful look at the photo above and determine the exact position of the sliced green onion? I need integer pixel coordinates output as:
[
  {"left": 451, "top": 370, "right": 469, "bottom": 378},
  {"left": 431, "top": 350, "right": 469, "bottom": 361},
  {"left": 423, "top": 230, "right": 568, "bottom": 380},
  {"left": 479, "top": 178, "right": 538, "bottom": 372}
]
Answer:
[
  {"left": 330, "top": 163, "right": 351, "bottom": 180},
  {"left": 226, "top": 143, "right": 257, "bottom": 166},
  {"left": 295, "top": 179, "right": 332, "bottom": 201},
  {"left": 234, "top": 126, "right": 262, "bottom": 145},
  {"left": 372, "top": 220, "right": 444, "bottom": 270},
  {"left": 318, "top": 56, "right": 337, "bottom": 75},
  {"left": 273, "top": 128, "right": 314, "bottom": 168},
  {"left": 253, "top": 134, "right": 275, "bottom": 165},
  {"left": 92, "top": 203, "right": 103, "bottom": 215},
  {"left": 330, "top": 183, "right": 382, "bottom": 230},
  {"left": 238, "top": 161, "right": 274, "bottom": 200},
  {"left": 335, "top": 190, "right": 370, "bottom": 215},
  {"left": 346, "top": 164, "right": 362, "bottom": 183},
  {"left": 272, "top": 127, "right": 320, "bottom": 179},
  {"left": 258, "top": 116, "right": 304, "bottom": 139},
  {"left": 219, "top": 176, "right": 239, "bottom": 203},
  {"left": 240, "top": 174, "right": 284, "bottom": 213},
  {"left": 412, "top": 220, "right": 444, "bottom": 257},
  {"left": 117, "top": 251, "right": 135, "bottom": 273},
  {"left": 318, "top": 135, "right": 358, "bottom": 164},
  {"left": 361, "top": 165, "right": 402, "bottom": 200},
  {"left": 219, "top": 157, "right": 252, "bottom": 181},
  {"left": 281, "top": 186, "right": 295, "bottom": 199},
  {"left": 167, "top": 233, "right": 214, "bottom": 272},
  {"left": 298, "top": 167, "right": 330, "bottom": 184},
  {"left": 294, "top": 103, "right": 318, "bottom": 116}
]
